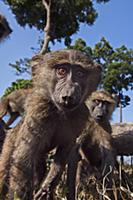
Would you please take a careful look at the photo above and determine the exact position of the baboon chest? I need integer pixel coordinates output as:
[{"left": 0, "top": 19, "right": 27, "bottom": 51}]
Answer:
[{"left": 51, "top": 109, "right": 89, "bottom": 148}]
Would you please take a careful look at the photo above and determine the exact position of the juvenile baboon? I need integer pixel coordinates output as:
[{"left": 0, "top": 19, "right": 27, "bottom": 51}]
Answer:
[
  {"left": 0, "top": 88, "right": 32, "bottom": 126},
  {"left": 67, "top": 91, "right": 116, "bottom": 200},
  {"left": 86, "top": 90, "right": 116, "bottom": 134},
  {"left": 0, "top": 49, "right": 113, "bottom": 200},
  {"left": 0, "top": 14, "right": 12, "bottom": 41}
]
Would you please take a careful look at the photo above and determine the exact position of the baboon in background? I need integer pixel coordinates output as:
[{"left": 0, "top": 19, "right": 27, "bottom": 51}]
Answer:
[
  {"left": 0, "top": 88, "right": 32, "bottom": 126},
  {"left": 0, "top": 14, "right": 12, "bottom": 41},
  {"left": 86, "top": 90, "right": 116, "bottom": 134},
  {"left": 0, "top": 49, "right": 113, "bottom": 200},
  {"left": 67, "top": 90, "right": 116, "bottom": 200}
]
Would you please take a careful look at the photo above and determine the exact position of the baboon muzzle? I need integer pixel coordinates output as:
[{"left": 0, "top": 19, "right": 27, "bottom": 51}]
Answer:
[{"left": 61, "top": 84, "right": 81, "bottom": 109}]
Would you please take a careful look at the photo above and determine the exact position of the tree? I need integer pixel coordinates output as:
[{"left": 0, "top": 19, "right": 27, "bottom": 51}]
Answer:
[
  {"left": 2, "top": 0, "right": 110, "bottom": 48},
  {"left": 3, "top": 79, "right": 32, "bottom": 97},
  {"left": 68, "top": 38, "right": 133, "bottom": 110}
]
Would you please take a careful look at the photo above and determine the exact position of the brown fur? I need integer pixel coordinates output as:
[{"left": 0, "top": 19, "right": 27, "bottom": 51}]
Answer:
[
  {"left": 0, "top": 49, "right": 102, "bottom": 200},
  {"left": 0, "top": 88, "right": 32, "bottom": 126},
  {"left": 0, "top": 14, "right": 12, "bottom": 41},
  {"left": 0, "top": 119, "right": 9, "bottom": 153},
  {"left": 67, "top": 120, "right": 115, "bottom": 200},
  {"left": 0, "top": 122, "right": 21, "bottom": 191}
]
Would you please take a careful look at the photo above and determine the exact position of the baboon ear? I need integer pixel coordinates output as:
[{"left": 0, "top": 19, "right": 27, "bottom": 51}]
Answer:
[{"left": 30, "top": 54, "right": 44, "bottom": 77}]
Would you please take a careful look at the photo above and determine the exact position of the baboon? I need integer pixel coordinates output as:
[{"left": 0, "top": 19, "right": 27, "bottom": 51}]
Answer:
[
  {"left": 0, "top": 49, "right": 111, "bottom": 200},
  {"left": 86, "top": 90, "right": 116, "bottom": 134},
  {"left": 0, "top": 14, "right": 12, "bottom": 41},
  {"left": 0, "top": 88, "right": 32, "bottom": 126},
  {"left": 67, "top": 91, "right": 116, "bottom": 200}
]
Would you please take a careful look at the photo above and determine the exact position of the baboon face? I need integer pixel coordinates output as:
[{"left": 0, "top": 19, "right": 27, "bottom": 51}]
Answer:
[
  {"left": 91, "top": 99, "right": 110, "bottom": 121},
  {"left": 34, "top": 50, "right": 102, "bottom": 111},
  {"left": 51, "top": 63, "right": 90, "bottom": 110},
  {"left": 88, "top": 91, "right": 116, "bottom": 122}
]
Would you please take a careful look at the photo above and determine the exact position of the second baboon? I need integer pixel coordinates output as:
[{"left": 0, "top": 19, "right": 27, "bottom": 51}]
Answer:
[
  {"left": 0, "top": 88, "right": 32, "bottom": 126},
  {"left": 0, "top": 49, "right": 102, "bottom": 199}
]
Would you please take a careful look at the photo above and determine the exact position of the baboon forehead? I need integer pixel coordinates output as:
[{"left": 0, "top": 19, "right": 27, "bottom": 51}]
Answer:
[
  {"left": 91, "top": 91, "right": 116, "bottom": 104},
  {"left": 37, "top": 50, "right": 101, "bottom": 70}
]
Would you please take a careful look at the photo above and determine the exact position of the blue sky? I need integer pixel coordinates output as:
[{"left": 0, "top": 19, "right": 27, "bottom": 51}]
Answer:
[{"left": 0, "top": 0, "right": 133, "bottom": 123}]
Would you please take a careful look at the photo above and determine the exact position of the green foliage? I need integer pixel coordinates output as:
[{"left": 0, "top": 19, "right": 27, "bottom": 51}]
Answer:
[
  {"left": 93, "top": 37, "right": 114, "bottom": 64},
  {"left": 3, "top": 79, "right": 32, "bottom": 97},
  {"left": 68, "top": 37, "right": 133, "bottom": 107},
  {"left": 9, "top": 57, "right": 31, "bottom": 75},
  {"left": 103, "top": 62, "right": 133, "bottom": 107},
  {"left": 68, "top": 38, "right": 93, "bottom": 57},
  {"left": 2, "top": 0, "right": 110, "bottom": 45}
]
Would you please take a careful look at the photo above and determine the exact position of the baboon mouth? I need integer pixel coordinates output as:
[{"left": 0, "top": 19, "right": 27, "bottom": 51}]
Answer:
[
  {"left": 95, "top": 116, "right": 103, "bottom": 121},
  {"left": 61, "top": 102, "right": 79, "bottom": 110}
]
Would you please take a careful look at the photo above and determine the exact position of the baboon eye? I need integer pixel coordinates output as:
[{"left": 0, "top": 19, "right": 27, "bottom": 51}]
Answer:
[
  {"left": 76, "top": 70, "right": 85, "bottom": 78},
  {"left": 94, "top": 99, "right": 100, "bottom": 105},
  {"left": 56, "top": 67, "right": 67, "bottom": 77}
]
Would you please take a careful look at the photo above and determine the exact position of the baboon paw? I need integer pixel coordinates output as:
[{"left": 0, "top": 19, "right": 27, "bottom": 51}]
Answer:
[{"left": 34, "top": 187, "right": 51, "bottom": 200}]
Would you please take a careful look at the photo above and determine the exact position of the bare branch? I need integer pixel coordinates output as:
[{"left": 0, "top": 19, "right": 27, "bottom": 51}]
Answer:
[{"left": 40, "top": 0, "right": 51, "bottom": 54}]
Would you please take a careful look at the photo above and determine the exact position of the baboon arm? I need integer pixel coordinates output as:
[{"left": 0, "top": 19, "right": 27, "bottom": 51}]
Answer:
[
  {"left": 8, "top": 123, "right": 42, "bottom": 199},
  {"left": 67, "top": 146, "right": 81, "bottom": 200},
  {"left": 0, "top": 98, "right": 8, "bottom": 118},
  {"left": 0, "top": 122, "right": 22, "bottom": 192},
  {"left": 34, "top": 145, "right": 73, "bottom": 200}
]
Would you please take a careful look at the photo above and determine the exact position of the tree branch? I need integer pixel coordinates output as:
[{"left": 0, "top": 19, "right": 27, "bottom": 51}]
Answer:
[{"left": 39, "top": 0, "right": 51, "bottom": 55}]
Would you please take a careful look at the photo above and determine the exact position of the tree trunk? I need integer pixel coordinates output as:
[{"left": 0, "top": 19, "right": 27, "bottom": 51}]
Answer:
[
  {"left": 39, "top": 0, "right": 51, "bottom": 55},
  {"left": 111, "top": 123, "right": 133, "bottom": 156}
]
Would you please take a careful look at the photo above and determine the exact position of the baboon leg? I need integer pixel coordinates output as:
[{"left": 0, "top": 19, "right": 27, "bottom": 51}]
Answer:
[
  {"left": 0, "top": 122, "right": 22, "bottom": 199},
  {"left": 67, "top": 146, "right": 81, "bottom": 200},
  {"left": 6, "top": 112, "right": 19, "bottom": 127},
  {"left": 8, "top": 130, "right": 41, "bottom": 199},
  {"left": 0, "top": 120, "right": 6, "bottom": 152},
  {"left": 34, "top": 153, "right": 47, "bottom": 190},
  {"left": 0, "top": 98, "right": 8, "bottom": 118},
  {"left": 34, "top": 145, "right": 72, "bottom": 200}
]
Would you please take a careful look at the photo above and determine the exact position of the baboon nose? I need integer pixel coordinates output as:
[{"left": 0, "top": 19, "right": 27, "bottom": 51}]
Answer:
[
  {"left": 96, "top": 115, "right": 103, "bottom": 120},
  {"left": 62, "top": 96, "right": 73, "bottom": 105}
]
